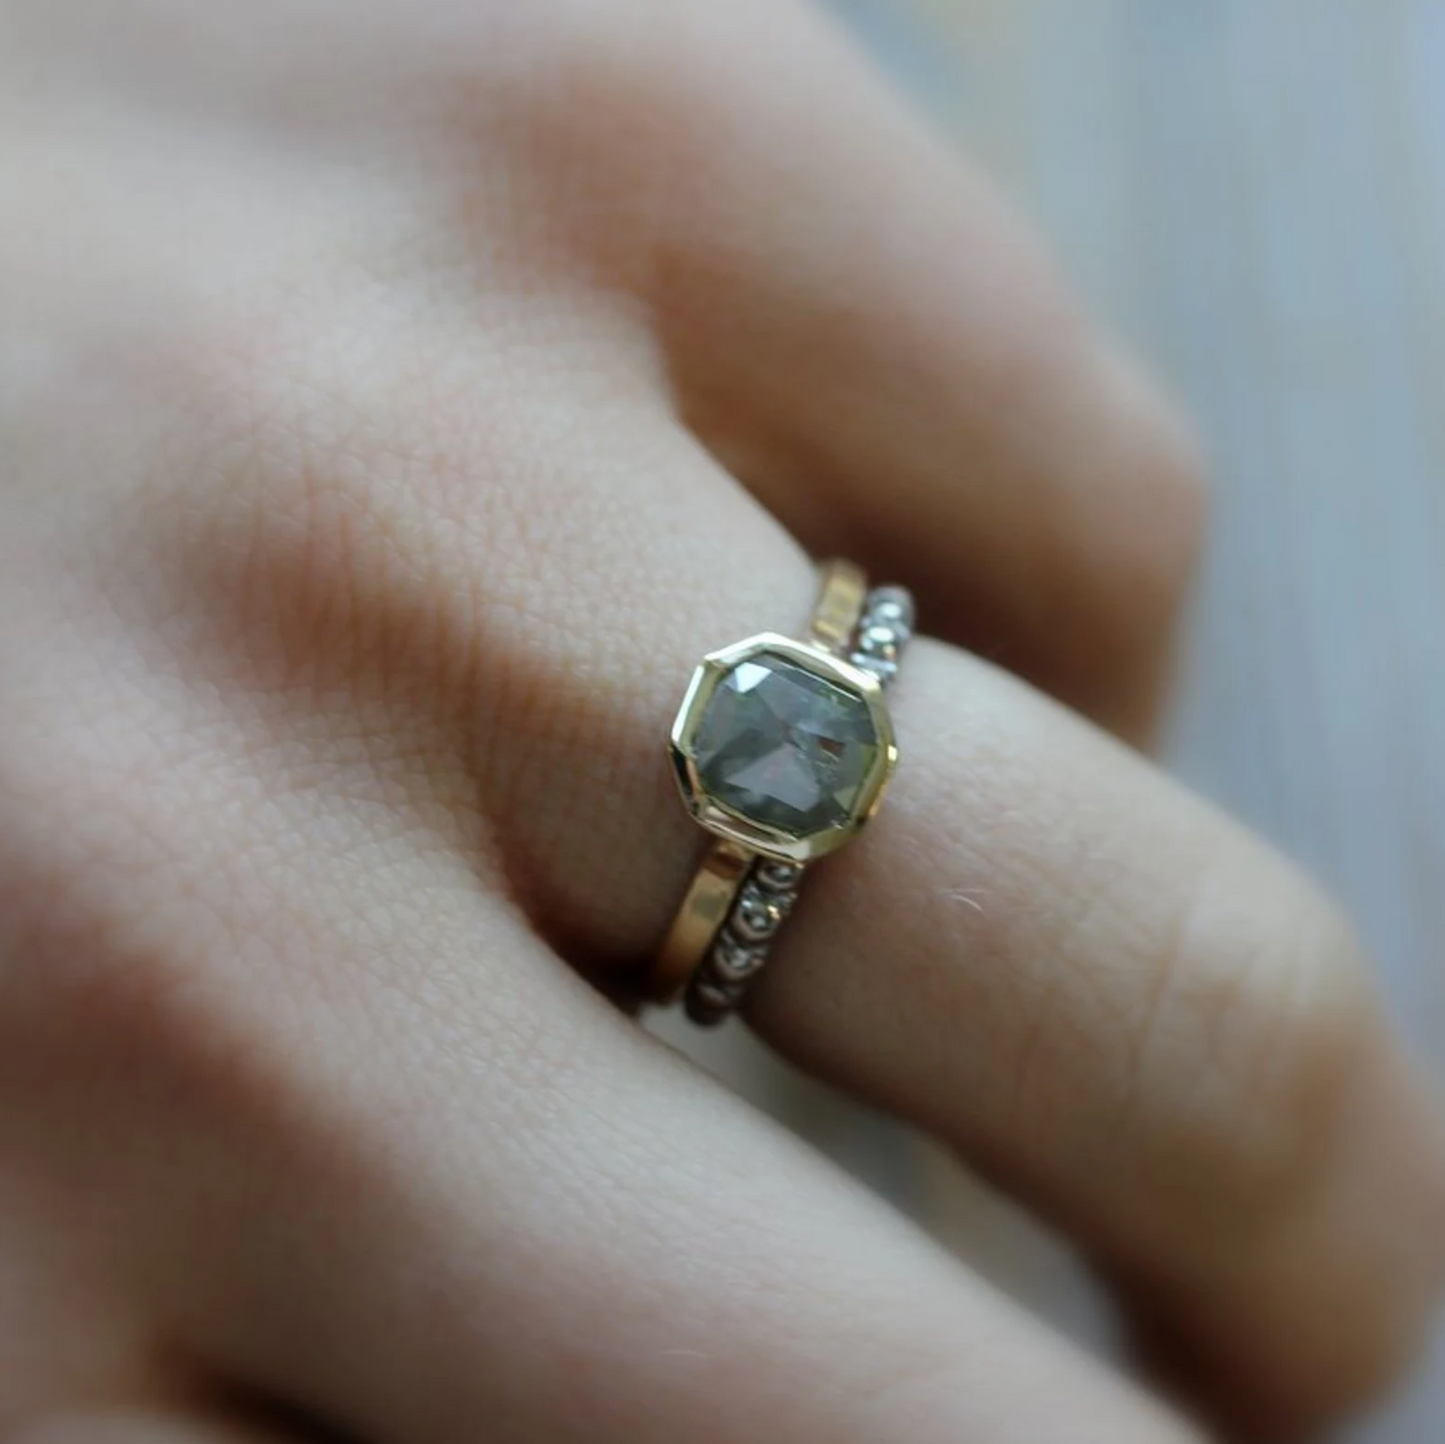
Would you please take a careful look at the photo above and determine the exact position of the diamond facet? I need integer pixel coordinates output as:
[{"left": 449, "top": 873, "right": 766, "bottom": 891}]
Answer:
[{"left": 691, "top": 651, "right": 879, "bottom": 838}]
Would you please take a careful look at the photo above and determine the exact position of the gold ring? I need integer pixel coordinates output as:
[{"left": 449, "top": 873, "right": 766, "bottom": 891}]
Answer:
[{"left": 651, "top": 559, "right": 913, "bottom": 1024}]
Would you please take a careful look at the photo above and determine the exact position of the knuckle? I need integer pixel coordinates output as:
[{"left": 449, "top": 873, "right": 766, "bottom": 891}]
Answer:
[
  {"left": 1032, "top": 335, "right": 1209, "bottom": 689},
  {"left": 1233, "top": 904, "right": 1372, "bottom": 1198},
  {"left": 0, "top": 705, "right": 337, "bottom": 1152},
  {"left": 1132, "top": 863, "right": 1376, "bottom": 1235},
  {"left": 1088, "top": 388, "right": 1208, "bottom": 660},
  {"left": 0, "top": 585, "right": 295, "bottom": 1116},
  {"left": 2, "top": 708, "right": 217, "bottom": 1046},
  {"left": 1, "top": 808, "right": 223, "bottom": 1110},
  {"left": 971, "top": 310, "right": 1209, "bottom": 733},
  {"left": 119, "top": 286, "right": 471, "bottom": 705},
  {"left": 1126, "top": 394, "right": 1209, "bottom": 590}
]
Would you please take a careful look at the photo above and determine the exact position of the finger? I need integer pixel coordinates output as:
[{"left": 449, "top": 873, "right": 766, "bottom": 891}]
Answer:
[
  {"left": 585, "top": 0, "right": 1205, "bottom": 739},
  {"left": 0, "top": 805, "right": 1198, "bottom": 1444},
  {"left": 741, "top": 641, "right": 1445, "bottom": 1435}
]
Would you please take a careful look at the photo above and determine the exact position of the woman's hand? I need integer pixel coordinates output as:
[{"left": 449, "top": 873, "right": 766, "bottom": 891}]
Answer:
[{"left": 2, "top": 3, "right": 1442, "bottom": 1441}]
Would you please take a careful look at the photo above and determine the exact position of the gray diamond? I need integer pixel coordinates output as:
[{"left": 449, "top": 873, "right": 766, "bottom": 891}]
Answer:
[{"left": 692, "top": 652, "right": 879, "bottom": 837}]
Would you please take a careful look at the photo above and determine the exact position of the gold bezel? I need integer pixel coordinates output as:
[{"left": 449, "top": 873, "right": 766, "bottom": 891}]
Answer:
[{"left": 668, "top": 632, "right": 898, "bottom": 863}]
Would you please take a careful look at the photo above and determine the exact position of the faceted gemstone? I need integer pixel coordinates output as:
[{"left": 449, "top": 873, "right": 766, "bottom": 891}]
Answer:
[{"left": 692, "top": 652, "right": 879, "bottom": 836}]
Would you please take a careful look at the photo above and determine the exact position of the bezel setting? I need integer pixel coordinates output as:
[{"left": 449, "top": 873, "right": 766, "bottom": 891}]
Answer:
[{"left": 668, "top": 632, "right": 898, "bottom": 863}]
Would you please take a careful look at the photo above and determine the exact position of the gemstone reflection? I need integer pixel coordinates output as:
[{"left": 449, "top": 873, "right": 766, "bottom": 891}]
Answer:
[{"left": 692, "top": 653, "right": 878, "bottom": 837}]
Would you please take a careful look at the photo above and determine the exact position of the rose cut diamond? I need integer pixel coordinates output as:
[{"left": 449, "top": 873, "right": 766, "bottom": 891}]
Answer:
[{"left": 691, "top": 651, "right": 879, "bottom": 837}]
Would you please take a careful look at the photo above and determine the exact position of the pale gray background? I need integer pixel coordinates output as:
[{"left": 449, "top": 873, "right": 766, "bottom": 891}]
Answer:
[{"left": 660, "top": 2, "right": 1445, "bottom": 1439}]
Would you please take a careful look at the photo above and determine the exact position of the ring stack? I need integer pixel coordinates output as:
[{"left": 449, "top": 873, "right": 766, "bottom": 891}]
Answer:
[{"left": 651, "top": 561, "right": 913, "bottom": 1025}]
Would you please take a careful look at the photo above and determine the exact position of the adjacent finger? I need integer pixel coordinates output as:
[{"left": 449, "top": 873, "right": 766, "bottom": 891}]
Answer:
[
  {"left": 0, "top": 709, "right": 1199, "bottom": 1444},
  {"left": 590, "top": 0, "right": 1205, "bottom": 739}
]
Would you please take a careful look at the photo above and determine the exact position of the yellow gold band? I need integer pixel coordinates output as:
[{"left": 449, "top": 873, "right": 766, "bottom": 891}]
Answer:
[{"left": 648, "top": 560, "right": 870, "bottom": 1003}]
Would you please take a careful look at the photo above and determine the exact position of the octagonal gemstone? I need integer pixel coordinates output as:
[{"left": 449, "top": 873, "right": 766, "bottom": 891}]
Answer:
[{"left": 692, "top": 652, "right": 879, "bottom": 836}]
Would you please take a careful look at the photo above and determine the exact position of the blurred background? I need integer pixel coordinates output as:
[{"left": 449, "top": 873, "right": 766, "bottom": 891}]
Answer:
[{"left": 656, "top": 3, "right": 1445, "bottom": 1439}]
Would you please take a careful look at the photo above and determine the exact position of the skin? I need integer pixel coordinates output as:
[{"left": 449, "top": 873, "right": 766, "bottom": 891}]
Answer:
[{"left": 0, "top": 1, "right": 1442, "bottom": 1441}]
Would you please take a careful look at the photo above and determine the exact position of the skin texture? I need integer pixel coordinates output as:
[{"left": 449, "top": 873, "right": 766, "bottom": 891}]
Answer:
[{"left": 0, "top": 1, "right": 1441, "bottom": 1441}]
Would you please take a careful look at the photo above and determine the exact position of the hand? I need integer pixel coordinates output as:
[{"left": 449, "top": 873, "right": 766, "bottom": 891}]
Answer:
[{"left": 2, "top": 3, "right": 1442, "bottom": 1442}]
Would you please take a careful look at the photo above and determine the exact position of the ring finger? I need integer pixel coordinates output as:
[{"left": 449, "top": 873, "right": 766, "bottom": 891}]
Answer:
[{"left": 130, "top": 340, "right": 1445, "bottom": 1437}]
